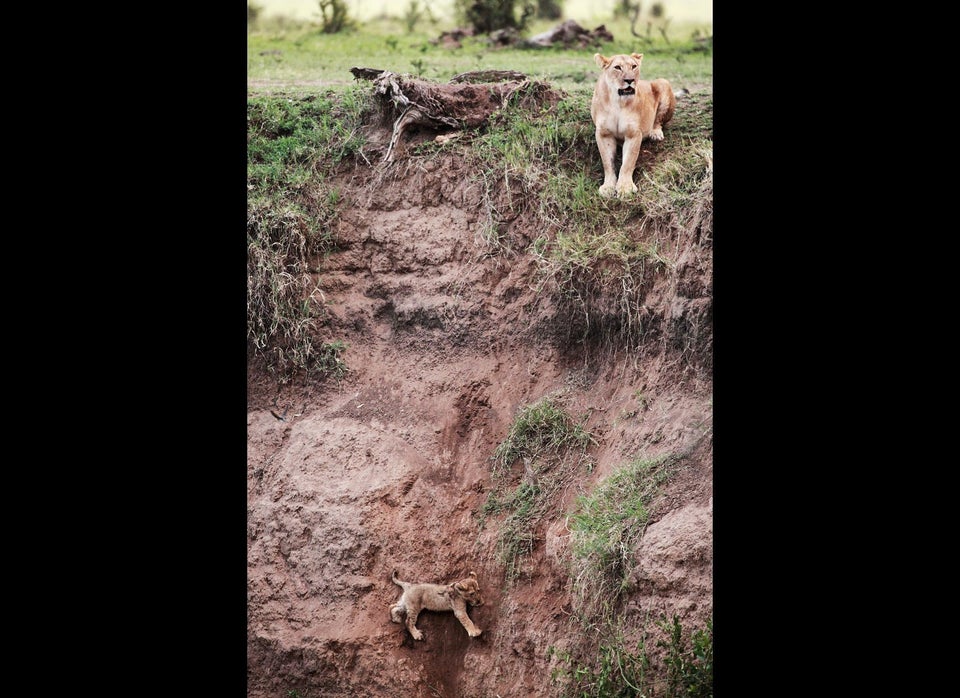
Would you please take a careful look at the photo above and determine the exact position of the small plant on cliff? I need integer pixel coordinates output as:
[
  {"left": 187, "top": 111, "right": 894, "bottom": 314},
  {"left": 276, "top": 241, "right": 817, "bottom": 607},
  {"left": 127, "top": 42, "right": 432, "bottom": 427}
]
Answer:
[
  {"left": 548, "top": 625, "right": 649, "bottom": 698},
  {"left": 551, "top": 446, "right": 712, "bottom": 696},
  {"left": 568, "top": 452, "right": 682, "bottom": 616},
  {"left": 481, "top": 394, "right": 595, "bottom": 581},
  {"left": 493, "top": 394, "right": 593, "bottom": 471},
  {"left": 530, "top": 225, "right": 675, "bottom": 356},
  {"left": 635, "top": 140, "right": 713, "bottom": 226},
  {"left": 549, "top": 614, "right": 713, "bottom": 697},
  {"left": 659, "top": 614, "right": 713, "bottom": 697}
]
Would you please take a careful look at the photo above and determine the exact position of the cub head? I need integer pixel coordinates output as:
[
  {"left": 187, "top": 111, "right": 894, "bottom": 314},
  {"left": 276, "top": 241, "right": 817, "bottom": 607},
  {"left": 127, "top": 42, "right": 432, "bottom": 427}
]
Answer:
[
  {"left": 451, "top": 571, "right": 484, "bottom": 607},
  {"left": 594, "top": 52, "right": 644, "bottom": 96}
]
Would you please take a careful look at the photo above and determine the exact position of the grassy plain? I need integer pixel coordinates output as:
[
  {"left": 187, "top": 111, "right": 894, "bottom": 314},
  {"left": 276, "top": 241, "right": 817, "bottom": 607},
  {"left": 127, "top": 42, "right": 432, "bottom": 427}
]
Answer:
[{"left": 247, "top": 14, "right": 712, "bottom": 97}]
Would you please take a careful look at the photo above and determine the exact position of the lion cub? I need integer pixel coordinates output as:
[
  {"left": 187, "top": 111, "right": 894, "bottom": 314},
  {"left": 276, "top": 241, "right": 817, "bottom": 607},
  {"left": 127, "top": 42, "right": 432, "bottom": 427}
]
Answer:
[
  {"left": 590, "top": 52, "right": 676, "bottom": 198},
  {"left": 390, "top": 569, "right": 484, "bottom": 640}
]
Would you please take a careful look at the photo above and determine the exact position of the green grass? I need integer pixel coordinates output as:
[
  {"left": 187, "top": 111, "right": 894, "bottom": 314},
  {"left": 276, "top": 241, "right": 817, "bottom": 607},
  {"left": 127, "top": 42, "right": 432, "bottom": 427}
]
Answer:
[
  {"left": 548, "top": 614, "right": 713, "bottom": 698},
  {"left": 547, "top": 432, "right": 712, "bottom": 692},
  {"left": 481, "top": 394, "right": 595, "bottom": 581},
  {"left": 659, "top": 614, "right": 713, "bottom": 697},
  {"left": 549, "top": 625, "right": 649, "bottom": 698},
  {"left": 568, "top": 452, "right": 681, "bottom": 617},
  {"left": 248, "top": 15, "right": 713, "bottom": 97},
  {"left": 492, "top": 393, "right": 594, "bottom": 470},
  {"left": 247, "top": 91, "right": 372, "bottom": 382}
]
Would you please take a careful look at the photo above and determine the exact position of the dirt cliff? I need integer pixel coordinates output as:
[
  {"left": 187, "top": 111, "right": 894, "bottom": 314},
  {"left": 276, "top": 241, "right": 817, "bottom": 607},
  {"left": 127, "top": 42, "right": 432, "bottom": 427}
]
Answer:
[{"left": 247, "top": 120, "right": 712, "bottom": 696}]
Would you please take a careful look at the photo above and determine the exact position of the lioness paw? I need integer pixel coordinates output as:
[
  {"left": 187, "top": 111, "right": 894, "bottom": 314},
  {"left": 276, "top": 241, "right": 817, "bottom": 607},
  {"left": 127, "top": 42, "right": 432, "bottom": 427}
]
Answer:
[
  {"left": 598, "top": 183, "right": 617, "bottom": 198},
  {"left": 469, "top": 629, "right": 482, "bottom": 637},
  {"left": 411, "top": 630, "right": 424, "bottom": 641},
  {"left": 616, "top": 183, "right": 639, "bottom": 198},
  {"left": 648, "top": 128, "right": 664, "bottom": 141}
]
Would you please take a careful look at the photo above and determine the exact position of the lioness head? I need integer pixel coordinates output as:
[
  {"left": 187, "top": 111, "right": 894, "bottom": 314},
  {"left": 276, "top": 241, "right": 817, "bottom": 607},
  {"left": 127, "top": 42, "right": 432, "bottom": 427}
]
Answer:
[
  {"left": 451, "top": 571, "right": 484, "bottom": 607},
  {"left": 594, "top": 52, "right": 644, "bottom": 96}
]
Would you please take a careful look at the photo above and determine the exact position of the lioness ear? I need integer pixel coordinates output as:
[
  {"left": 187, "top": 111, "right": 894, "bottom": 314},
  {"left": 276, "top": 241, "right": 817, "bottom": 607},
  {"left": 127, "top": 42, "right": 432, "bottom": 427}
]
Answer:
[
  {"left": 594, "top": 53, "right": 609, "bottom": 69},
  {"left": 469, "top": 571, "right": 477, "bottom": 579},
  {"left": 631, "top": 52, "right": 644, "bottom": 62}
]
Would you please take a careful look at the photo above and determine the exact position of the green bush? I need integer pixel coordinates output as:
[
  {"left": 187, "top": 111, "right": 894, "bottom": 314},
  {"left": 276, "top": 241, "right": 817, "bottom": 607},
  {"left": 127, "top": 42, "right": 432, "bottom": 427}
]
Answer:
[
  {"left": 659, "top": 615, "right": 713, "bottom": 697},
  {"left": 535, "top": 0, "right": 563, "bottom": 19},
  {"left": 456, "top": 0, "right": 536, "bottom": 33},
  {"left": 549, "top": 632, "right": 648, "bottom": 698},
  {"left": 317, "top": 0, "right": 353, "bottom": 34}
]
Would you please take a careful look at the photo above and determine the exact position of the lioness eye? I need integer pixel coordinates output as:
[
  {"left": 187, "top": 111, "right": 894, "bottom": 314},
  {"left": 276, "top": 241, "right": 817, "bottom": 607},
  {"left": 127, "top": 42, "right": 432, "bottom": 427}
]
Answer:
[{"left": 614, "top": 65, "right": 622, "bottom": 71}]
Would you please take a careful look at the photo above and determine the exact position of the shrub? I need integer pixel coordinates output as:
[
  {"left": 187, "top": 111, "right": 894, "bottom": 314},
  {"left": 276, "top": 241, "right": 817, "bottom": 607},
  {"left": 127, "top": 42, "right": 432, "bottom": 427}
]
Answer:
[
  {"left": 456, "top": 0, "right": 536, "bottom": 33},
  {"left": 550, "top": 614, "right": 713, "bottom": 697},
  {"left": 317, "top": 0, "right": 353, "bottom": 34},
  {"left": 659, "top": 615, "right": 713, "bottom": 697}
]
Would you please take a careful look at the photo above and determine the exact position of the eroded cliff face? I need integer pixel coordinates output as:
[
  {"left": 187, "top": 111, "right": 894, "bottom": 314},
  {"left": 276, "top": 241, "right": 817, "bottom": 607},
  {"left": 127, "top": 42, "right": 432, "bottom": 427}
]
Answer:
[{"left": 247, "top": 151, "right": 713, "bottom": 697}]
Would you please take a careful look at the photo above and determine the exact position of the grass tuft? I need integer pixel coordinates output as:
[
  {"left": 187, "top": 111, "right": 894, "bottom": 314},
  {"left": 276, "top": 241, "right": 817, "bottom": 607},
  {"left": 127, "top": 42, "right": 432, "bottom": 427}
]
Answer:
[
  {"left": 492, "top": 394, "right": 594, "bottom": 474},
  {"left": 481, "top": 394, "right": 595, "bottom": 581},
  {"left": 568, "top": 451, "right": 682, "bottom": 618}
]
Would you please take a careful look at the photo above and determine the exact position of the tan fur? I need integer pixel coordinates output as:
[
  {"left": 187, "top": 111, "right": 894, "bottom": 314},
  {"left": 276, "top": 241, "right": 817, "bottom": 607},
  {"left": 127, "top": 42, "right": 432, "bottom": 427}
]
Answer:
[
  {"left": 390, "top": 569, "right": 484, "bottom": 641},
  {"left": 590, "top": 52, "right": 676, "bottom": 198}
]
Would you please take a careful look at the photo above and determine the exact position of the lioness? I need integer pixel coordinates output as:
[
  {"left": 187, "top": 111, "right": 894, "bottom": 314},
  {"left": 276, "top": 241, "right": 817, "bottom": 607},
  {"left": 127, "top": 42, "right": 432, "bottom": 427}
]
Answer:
[
  {"left": 590, "top": 52, "right": 676, "bottom": 198},
  {"left": 390, "top": 569, "right": 484, "bottom": 641}
]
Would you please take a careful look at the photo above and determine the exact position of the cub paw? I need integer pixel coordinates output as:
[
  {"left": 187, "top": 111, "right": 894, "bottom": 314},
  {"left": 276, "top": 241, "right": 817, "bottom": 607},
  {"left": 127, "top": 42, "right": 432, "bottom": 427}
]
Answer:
[
  {"left": 411, "top": 630, "right": 424, "bottom": 641},
  {"left": 469, "top": 628, "right": 482, "bottom": 637}
]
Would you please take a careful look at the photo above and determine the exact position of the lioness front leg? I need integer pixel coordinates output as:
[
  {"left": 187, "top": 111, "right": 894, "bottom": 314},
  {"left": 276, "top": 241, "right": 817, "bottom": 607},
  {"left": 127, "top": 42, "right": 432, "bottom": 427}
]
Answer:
[
  {"left": 616, "top": 136, "right": 642, "bottom": 197},
  {"left": 454, "top": 608, "right": 482, "bottom": 638},
  {"left": 595, "top": 131, "right": 619, "bottom": 198}
]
